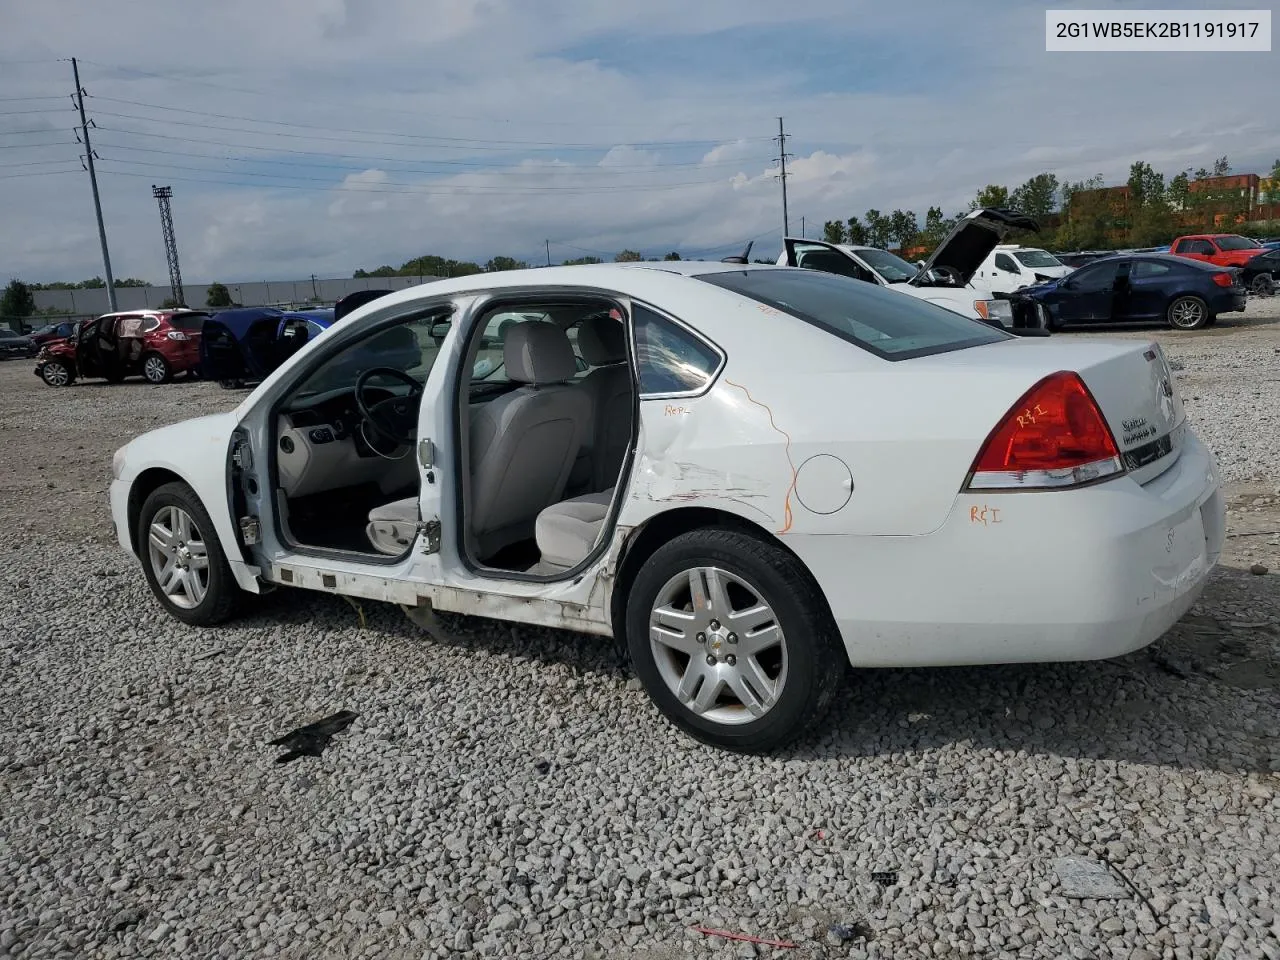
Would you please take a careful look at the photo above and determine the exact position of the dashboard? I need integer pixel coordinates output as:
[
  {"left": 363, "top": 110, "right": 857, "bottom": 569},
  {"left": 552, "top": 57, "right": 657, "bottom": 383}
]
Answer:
[{"left": 276, "top": 386, "right": 417, "bottom": 499}]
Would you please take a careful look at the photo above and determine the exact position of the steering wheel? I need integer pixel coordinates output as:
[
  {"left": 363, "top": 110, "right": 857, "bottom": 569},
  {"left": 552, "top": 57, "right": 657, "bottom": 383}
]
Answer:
[{"left": 355, "top": 367, "right": 423, "bottom": 450}]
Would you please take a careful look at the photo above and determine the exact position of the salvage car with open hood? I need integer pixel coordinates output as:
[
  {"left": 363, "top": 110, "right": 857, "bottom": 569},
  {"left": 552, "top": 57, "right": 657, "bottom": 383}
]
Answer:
[{"left": 776, "top": 207, "right": 1042, "bottom": 328}]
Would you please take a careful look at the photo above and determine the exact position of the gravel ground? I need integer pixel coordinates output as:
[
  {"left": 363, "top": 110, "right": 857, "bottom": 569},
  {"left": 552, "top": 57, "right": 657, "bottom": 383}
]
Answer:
[{"left": 2, "top": 298, "right": 1278, "bottom": 960}]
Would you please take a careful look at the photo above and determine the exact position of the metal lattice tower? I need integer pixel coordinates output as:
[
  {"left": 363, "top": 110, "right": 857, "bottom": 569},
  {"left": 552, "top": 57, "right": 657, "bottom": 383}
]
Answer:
[{"left": 151, "top": 185, "right": 184, "bottom": 306}]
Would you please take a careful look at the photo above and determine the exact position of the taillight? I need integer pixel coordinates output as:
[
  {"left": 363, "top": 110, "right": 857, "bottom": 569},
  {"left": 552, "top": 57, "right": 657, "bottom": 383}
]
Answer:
[
  {"left": 972, "top": 300, "right": 990, "bottom": 319},
  {"left": 1211, "top": 272, "right": 1233, "bottom": 287},
  {"left": 965, "top": 371, "right": 1124, "bottom": 490},
  {"left": 166, "top": 330, "right": 190, "bottom": 341}
]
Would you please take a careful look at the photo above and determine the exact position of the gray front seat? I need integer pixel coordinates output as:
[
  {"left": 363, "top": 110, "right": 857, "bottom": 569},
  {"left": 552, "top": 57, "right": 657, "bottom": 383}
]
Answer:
[
  {"left": 468, "top": 322, "right": 592, "bottom": 559},
  {"left": 574, "top": 315, "right": 633, "bottom": 491}
]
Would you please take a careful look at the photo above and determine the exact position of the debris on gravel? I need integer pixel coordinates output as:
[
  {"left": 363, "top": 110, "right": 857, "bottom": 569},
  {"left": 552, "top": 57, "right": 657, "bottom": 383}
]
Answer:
[{"left": 1, "top": 297, "right": 1278, "bottom": 959}]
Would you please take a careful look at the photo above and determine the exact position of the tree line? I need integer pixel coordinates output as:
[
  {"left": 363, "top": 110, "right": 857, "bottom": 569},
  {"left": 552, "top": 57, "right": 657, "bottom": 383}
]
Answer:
[
  {"left": 353, "top": 249, "right": 686, "bottom": 278},
  {"left": 824, "top": 157, "right": 1280, "bottom": 256}
]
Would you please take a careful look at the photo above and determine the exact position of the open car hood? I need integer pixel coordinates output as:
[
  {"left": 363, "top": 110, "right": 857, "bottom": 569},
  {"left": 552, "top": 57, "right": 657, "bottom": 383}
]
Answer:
[{"left": 910, "top": 208, "right": 1040, "bottom": 288}]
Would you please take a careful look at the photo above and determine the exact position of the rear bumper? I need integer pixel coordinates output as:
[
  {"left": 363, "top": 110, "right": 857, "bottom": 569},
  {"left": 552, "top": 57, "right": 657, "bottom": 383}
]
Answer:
[
  {"left": 789, "top": 430, "right": 1224, "bottom": 667},
  {"left": 1213, "top": 290, "right": 1247, "bottom": 313}
]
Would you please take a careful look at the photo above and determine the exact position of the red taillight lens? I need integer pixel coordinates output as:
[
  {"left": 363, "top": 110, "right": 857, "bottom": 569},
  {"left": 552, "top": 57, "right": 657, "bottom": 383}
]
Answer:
[
  {"left": 1211, "top": 272, "right": 1233, "bottom": 287},
  {"left": 966, "top": 371, "right": 1124, "bottom": 490}
]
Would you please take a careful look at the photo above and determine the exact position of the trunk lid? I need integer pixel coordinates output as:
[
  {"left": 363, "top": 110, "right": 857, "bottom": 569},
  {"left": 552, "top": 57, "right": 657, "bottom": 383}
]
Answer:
[
  {"left": 913, "top": 336, "right": 1186, "bottom": 485},
  {"left": 911, "top": 208, "right": 1040, "bottom": 288}
]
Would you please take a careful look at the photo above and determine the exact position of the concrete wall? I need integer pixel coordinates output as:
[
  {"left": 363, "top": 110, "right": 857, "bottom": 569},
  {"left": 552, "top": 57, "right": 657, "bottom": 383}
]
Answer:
[{"left": 30, "top": 275, "right": 441, "bottom": 316}]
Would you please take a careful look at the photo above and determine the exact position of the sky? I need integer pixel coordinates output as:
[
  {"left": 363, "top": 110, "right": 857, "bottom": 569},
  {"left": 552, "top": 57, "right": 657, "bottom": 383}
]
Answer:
[{"left": 1, "top": 0, "right": 1277, "bottom": 284}]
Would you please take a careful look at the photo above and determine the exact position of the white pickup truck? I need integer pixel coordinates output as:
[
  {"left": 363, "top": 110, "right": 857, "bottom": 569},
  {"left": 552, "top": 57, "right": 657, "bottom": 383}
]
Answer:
[{"left": 775, "top": 208, "right": 1041, "bottom": 328}]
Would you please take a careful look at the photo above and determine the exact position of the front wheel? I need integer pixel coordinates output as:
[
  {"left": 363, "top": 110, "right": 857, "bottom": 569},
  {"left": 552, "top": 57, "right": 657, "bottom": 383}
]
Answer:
[
  {"left": 1167, "top": 295, "right": 1208, "bottom": 330},
  {"left": 1251, "top": 272, "right": 1275, "bottom": 297},
  {"left": 142, "top": 352, "right": 172, "bottom": 384},
  {"left": 40, "top": 361, "right": 74, "bottom": 387},
  {"left": 625, "top": 529, "right": 844, "bottom": 753},
  {"left": 136, "top": 482, "right": 240, "bottom": 626}
]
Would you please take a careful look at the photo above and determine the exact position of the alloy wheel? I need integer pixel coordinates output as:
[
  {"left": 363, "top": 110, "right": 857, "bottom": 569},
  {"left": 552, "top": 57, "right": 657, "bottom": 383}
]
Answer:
[
  {"left": 144, "top": 355, "right": 168, "bottom": 383},
  {"left": 146, "top": 505, "right": 210, "bottom": 609},
  {"left": 648, "top": 566, "right": 788, "bottom": 724},
  {"left": 42, "top": 362, "right": 70, "bottom": 386},
  {"left": 1169, "top": 297, "right": 1204, "bottom": 329}
]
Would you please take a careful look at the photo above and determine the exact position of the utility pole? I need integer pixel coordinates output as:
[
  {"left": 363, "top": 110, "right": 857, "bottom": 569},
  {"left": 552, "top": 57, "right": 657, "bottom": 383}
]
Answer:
[
  {"left": 151, "top": 185, "right": 184, "bottom": 306},
  {"left": 774, "top": 116, "right": 792, "bottom": 238},
  {"left": 71, "top": 57, "right": 117, "bottom": 311},
  {"left": 801, "top": 216, "right": 806, "bottom": 238},
  {"left": 545, "top": 239, "right": 551, "bottom": 266},
  {"left": 310, "top": 273, "right": 319, "bottom": 299}
]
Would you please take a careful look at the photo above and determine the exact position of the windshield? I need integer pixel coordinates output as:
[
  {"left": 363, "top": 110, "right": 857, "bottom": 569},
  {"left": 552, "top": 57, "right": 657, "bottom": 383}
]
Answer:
[
  {"left": 857, "top": 247, "right": 919, "bottom": 283},
  {"left": 0, "top": 329, "right": 18, "bottom": 339},
  {"left": 698, "top": 269, "right": 1008, "bottom": 361},
  {"left": 1216, "top": 235, "right": 1262, "bottom": 251},
  {"left": 1014, "top": 249, "right": 1064, "bottom": 268}
]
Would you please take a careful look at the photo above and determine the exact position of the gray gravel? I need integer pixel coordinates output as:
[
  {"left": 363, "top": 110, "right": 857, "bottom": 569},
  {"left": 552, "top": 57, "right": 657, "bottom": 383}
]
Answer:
[{"left": 1, "top": 298, "right": 1278, "bottom": 959}]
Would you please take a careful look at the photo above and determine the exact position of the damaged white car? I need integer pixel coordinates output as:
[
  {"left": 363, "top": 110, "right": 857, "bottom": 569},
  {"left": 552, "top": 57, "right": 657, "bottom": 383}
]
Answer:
[{"left": 110, "top": 262, "right": 1225, "bottom": 752}]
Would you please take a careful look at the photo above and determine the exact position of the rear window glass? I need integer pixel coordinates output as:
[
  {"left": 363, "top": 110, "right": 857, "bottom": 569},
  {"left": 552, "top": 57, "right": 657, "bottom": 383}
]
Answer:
[
  {"left": 634, "top": 305, "right": 721, "bottom": 395},
  {"left": 168, "top": 313, "right": 208, "bottom": 332},
  {"left": 698, "top": 269, "right": 1009, "bottom": 361}
]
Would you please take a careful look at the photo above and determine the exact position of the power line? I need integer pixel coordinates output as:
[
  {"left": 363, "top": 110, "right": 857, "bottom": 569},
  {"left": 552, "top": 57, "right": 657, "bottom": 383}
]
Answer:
[
  {"left": 0, "top": 139, "right": 76, "bottom": 150},
  {"left": 86, "top": 106, "right": 769, "bottom": 153},
  {"left": 94, "top": 156, "right": 746, "bottom": 195},
  {"left": 0, "top": 158, "right": 79, "bottom": 169},
  {"left": 89, "top": 135, "right": 772, "bottom": 176},
  {"left": 74, "top": 58, "right": 747, "bottom": 133},
  {"left": 0, "top": 95, "right": 70, "bottom": 102},
  {"left": 0, "top": 168, "right": 77, "bottom": 180}
]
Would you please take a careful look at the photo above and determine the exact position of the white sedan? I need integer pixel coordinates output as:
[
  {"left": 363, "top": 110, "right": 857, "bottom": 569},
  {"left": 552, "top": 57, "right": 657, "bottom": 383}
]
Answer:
[{"left": 110, "top": 262, "right": 1225, "bottom": 752}]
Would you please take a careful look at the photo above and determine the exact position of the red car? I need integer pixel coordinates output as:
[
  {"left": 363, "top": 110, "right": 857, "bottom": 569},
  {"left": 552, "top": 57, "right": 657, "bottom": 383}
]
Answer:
[
  {"left": 34, "top": 309, "right": 209, "bottom": 387},
  {"left": 1169, "top": 234, "right": 1269, "bottom": 269}
]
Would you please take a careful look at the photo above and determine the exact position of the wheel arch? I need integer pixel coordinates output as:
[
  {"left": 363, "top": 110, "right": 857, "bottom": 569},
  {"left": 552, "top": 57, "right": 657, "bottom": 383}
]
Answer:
[
  {"left": 126, "top": 467, "right": 187, "bottom": 556},
  {"left": 609, "top": 506, "right": 836, "bottom": 642}
]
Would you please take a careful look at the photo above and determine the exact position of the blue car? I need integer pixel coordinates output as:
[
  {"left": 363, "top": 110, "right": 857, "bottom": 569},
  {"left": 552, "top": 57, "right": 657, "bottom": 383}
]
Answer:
[{"left": 1008, "top": 254, "right": 1247, "bottom": 331}]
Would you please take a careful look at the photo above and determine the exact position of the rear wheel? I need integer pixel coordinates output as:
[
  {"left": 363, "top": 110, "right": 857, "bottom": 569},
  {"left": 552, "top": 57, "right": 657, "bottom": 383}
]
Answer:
[
  {"left": 136, "top": 482, "right": 239, "bottom": 626},
  {"left": 1167, "top": 295, "right": 1208, "bottom": 330},
  {"left": 142, "top": 352, "right": 172, "bottom": 384},
  {"left": 1251, "top": 272, "right": 1275, "bottom": 297},
  {"left": 625, "top": 528, "right": 844, "bottom": 753},
  {"left": 40, "top": 361, "right": 74, "bottom": 387}
]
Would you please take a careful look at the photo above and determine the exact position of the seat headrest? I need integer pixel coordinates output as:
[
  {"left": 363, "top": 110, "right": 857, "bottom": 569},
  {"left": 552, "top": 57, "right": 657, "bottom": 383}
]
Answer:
[
  {"left": 576, "top": 315, "right": 627, "bottom": 365},
  {"left": 504, "top": 321, "right": 576, "bottom": 384}
]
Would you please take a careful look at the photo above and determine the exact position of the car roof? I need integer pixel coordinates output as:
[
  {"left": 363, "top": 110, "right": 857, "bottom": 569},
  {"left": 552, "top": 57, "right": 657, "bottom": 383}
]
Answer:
[
  {"left": 1084, "top": 252, "right": 1221, "bottom": 270},
  {"left": 99, "top": 308, "right": 206, "bottom": 318}
]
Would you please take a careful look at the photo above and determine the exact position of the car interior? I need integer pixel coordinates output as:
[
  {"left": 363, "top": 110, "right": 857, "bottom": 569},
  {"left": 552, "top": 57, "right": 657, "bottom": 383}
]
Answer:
[{"left": 268, "top": 300, "right": 635, "bottom": 577}]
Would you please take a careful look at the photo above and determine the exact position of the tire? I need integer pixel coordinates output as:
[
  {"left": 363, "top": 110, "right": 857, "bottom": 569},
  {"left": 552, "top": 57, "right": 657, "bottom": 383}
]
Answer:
[
  {"left": 625, "top": 528, "right": 844, "bottom": 753},
  {"left": 40, "top": 360, "right": 74, "bottom": 387},
  {"left": 105, "top": 369, "right": 127, "bottom": 383},
  {"left": 142, "top": 352, "right": 172, "bottom": 384},
  {"left": 1251, "top": 272, "right": 1275, "bottom": 297},
  {"left": 1167, "top": 295, "right": 1208, "bottom": 330},
  {"left": 136, "top": 481, "right": 240, "bottom": 626}
]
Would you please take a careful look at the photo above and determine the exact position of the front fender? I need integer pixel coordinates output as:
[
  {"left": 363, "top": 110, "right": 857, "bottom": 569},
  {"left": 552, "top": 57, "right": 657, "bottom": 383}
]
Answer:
[{"left": 117, "top": 413, "right": 261, "bottom": 593}]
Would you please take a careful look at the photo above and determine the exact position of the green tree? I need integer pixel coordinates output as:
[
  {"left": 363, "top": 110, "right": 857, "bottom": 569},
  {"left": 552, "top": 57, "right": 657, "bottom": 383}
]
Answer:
[
  {"left": 79, "top": 277, "right": 106, "bottom": 289},
  {"left": 1213, "top": 156, "right": 1231, "bottom": 176},
  {"left": 1, "top": 279, "right": 36, "bottom": 320},
  {"left": 114, "top": 278, "right": 149, "bottom": 288},
  {"left": 1010, "top": 173, "right": 1060, "bottom": 219},
  {"left": 206, "top": 282, "right": 233, "bottom": 308},
  {"left": 1126, "top": 161, "right": 1165, "bottom": 211},
  {"left": 1193, "top": 167, "right": 1210, "bottom": 181},
  {"left": 888, "top": 209, "right": 919, "bottom": 252},
  {"left": 1055, "top": 175, "right": 1115, "bottom": 250},
  {"left": 919, "top": 206, "right": 951, "bottom": 249},
  {"left": 484, "top": 256, "right": 529, "bottom": 272},
  {"left": 863, "top": 209, "right": 891, "bottom": 248},
  {"left": 1168, "top": 171, "right": 1191, "bottom": 210},
  {"left": 846, "top": 215, "right": 868, "bottom": 245},
  {"left": 822, "top": 220, "right": 847, "bottom": 244},
  {"left": 561, "top": 256, "right": 603, "bottom": 265},
  {"left": 614, "top": 249, "right": 644, "bottom": 262},
  {"left": 354, "top": 266, "right": 398, "bottom": 278},
  {"left": 160, "top": 298, "right": 182, "bottom": 309},
  {"left": 1271, "top": 158, "right": 1280, "bottom": 180},
  {"left": 663, "top": 251, "right": 682, "bottom": 261},
  {"left": 970, "top": 184, "right": 1010, "bottom": 210}
]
